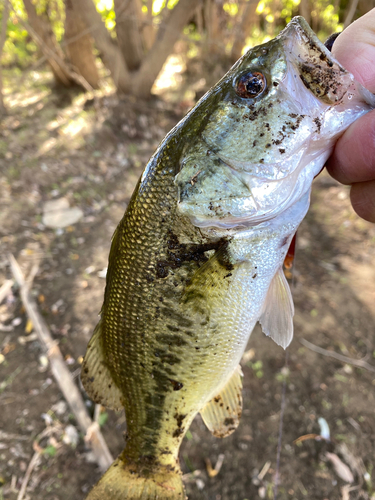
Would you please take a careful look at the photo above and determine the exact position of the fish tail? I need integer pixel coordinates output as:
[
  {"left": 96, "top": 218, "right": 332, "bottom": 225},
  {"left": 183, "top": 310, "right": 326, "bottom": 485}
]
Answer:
[{"left": 85, "top": 455, "right": 186, "bottom": 500}]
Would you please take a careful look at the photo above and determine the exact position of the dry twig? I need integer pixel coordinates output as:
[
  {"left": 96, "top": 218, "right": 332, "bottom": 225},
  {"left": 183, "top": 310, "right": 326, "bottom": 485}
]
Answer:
[
  {"left": 8, "top": 254, "right": 113, "bottom": 471},
  {"left": 300, "top": 338, "right": 375, "bottom": 373},
  {"left": 16, "top": 451, "right": 41, "bottom": 500},
  {"left": 0, "top": 279, "right": 13, "bottom": 304},
  {"left": 6, "top": 0, "right": 94, "bottom": 93}
]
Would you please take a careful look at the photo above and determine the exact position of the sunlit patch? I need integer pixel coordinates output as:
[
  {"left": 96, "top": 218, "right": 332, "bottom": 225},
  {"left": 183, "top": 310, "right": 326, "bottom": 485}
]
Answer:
[
  {"left": 39, "top": 115, "right": 93, "bottom": 156},
  {"left": 38, "top": 137, "right": 57, "bottom": 156},
  {"left": 5, "top": 89, "right": 49, "bottom": 109},
  {"left": 61, "top": 117, "right": 87, "bottom": 138},
  {"left": 152, "top": 54, "right": 186, "bottom": 95}
]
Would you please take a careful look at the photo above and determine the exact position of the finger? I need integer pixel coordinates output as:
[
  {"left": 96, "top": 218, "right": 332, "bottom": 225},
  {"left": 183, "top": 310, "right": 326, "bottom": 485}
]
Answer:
[
  {"left": 326, "top": 109, "right": 375, "bottom": 184},
  {"left": 350, "top": 180, "right": 375, "bottom": 223},
  {"left": 332, "top": 8, "right": 375, "bottom": 92}
]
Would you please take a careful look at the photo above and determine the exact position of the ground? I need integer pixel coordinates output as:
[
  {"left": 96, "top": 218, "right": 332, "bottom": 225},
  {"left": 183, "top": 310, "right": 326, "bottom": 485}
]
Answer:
[{"left": 0, "top": 66, "right": 375, "bottom": 500}]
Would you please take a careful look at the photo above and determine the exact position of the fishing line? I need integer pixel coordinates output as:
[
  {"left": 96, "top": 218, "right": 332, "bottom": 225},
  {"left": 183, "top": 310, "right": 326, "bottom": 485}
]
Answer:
[{"left": 273, "top": 349, "right": 289, "bottom": 500}]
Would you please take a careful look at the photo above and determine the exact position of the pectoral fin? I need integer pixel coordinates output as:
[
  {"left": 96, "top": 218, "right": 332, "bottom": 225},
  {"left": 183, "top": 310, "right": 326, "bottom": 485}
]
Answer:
[
  {"left": 259, "top": 268, "right": 294, "bottom": 349},
  {"left": 181, "top": 242, "right": 234, "bottom": 317},
  {"left": 200, "top": 365, "right": 243, "bottom": 438},
  {"left": 81, "top": 320, "right": 123, "bottom": 410}
]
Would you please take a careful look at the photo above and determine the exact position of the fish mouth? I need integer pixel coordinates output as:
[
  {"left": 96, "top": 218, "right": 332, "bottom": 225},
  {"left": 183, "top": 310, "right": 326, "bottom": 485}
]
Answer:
[{"left": 185, "top": 142, "right": 332, "bottom": 230}]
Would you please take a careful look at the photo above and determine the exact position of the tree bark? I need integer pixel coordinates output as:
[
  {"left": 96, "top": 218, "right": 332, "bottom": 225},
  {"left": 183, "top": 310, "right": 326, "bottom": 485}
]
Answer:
[
  {"left": 231, "top": 0, "right": 258, "bottom": 62},
  {"left": 358, "top": 0, "right": 375, "bottom": 17},
  {"left": 73, "top": 0, "right": 131, "bottom": 93},
  {"left": 204, "top": 0, "right": 221, "bottom": 54},
  {"left": 132, "top": 0, "right": 201, "bottom": 97},
  {"left": 114, "top": 0, "right": 144, "bottom": 71},
  {"left": 0, "top": 0, "right": 10, "bottom": 117},
  {"left": 196, "top": 4, "right": 204, "bottom": 37},
  {"left": 64, "top": 0, "right": 100, "bottom": 89},
  {"left": 143, "top": 0, "right": 156, "bottom": 50},
  {"left": 343, "top": 0, "right": 359, "bottom": 28},
  {"left": 299, "top": 0, "right": 311, "bottom": 25},
  {"left": 22, "top": 0, "right": 75, "bottom": 87}
]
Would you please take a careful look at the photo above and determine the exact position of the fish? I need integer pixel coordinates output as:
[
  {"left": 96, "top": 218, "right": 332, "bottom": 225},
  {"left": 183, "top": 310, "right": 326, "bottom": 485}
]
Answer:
[{"left": 82, "top": 17, "right": 375, "bottom": 500}]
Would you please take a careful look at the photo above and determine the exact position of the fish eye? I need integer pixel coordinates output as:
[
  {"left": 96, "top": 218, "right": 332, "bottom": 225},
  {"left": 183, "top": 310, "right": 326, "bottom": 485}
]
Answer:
[{"left": 235, "top": 71, "right": 267, "bottom": 99}]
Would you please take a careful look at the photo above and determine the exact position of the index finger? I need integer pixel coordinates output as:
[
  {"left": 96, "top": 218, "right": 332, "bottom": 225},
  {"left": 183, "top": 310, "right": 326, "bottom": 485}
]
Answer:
[{"left": 326, "top": 110, "right": 375, "bottom": 185}]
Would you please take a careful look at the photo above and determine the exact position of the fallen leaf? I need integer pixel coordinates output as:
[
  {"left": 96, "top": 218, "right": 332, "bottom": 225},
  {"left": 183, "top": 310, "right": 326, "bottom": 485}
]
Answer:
[{"left": 326, "top": 452, "right": 354, "bottom": 483}]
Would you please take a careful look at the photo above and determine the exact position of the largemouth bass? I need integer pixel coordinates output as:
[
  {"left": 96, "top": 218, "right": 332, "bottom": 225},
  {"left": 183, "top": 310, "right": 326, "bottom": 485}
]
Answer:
[{"left": 82, "top": 17, "right": 374, "bottom": 500}]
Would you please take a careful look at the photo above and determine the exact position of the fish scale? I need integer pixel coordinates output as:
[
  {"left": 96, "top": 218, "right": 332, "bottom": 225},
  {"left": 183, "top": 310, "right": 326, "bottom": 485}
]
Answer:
[{"left": 82, "top": 16, "right": 375, "bottom": 500}]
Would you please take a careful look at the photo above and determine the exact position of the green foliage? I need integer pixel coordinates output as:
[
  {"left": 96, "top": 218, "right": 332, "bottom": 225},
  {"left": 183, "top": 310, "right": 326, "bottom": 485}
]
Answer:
[
  {"left": 185, "top": 430, "right": 193, "bottom": 440},
  {"left": 1, "top": 2, "right": 37, "bottom": 68},
  {"left": 0, "top": 0, "right": 367, "bottom": 84},
  {"left": 35, "top": 0, "right": 65, "bottom": 41},
  {"left": 223, "top": 2, "right": 239, "bottom": 17},
  {"left": 153, "top": 0, "right": 179, "bottom": 15},
  {"left": 43, "top": 445, "right": 57, "bottom": 457},
  {"left": 95, "top": 0, "right": 116, "bottom": 32},
  {"left": 98, "top": 411, "right": 109, "bottom": 427},
  {"left": 255, "top": 0, "right": 342, "bottom": 38},
  {"left": 247, "top": 360, "right": 264, "bottom": 378},
  {"left": 1, "top": 0, "right": 67, "bottom": 68}
]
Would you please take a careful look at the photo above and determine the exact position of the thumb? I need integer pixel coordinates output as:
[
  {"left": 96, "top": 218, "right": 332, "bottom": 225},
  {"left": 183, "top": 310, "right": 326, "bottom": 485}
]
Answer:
[{"left": 332, "top": 8, "right": 375, "bottom": 92}]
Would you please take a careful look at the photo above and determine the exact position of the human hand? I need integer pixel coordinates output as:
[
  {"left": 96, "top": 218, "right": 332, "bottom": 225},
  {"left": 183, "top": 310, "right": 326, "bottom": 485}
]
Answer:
[{"left": 325, "top": 8, "right": 375, "bottom": 223}]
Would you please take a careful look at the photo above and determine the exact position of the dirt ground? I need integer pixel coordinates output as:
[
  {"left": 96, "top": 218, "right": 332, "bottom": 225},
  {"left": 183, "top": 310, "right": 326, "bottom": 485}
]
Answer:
[{"left": 1, "top": 67, "right": 375, "bottom": 500}]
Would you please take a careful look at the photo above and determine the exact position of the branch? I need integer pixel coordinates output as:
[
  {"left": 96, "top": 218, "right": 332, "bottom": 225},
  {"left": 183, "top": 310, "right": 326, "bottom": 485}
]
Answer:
[
  {"left": 0, "top": 279, "right": 13, "bottom": 304},
  {"left": 72, "top": 0, "right": 131, "bottom": 93},
  {"left": 344, "top": 0, "right": 359, "bottom": 28},
  {"left": 8, "top": 254, "right": 113, "bottom": 471},
  {"left": 10, "top": 0, "right": 94, "bottom": 91},
  {"left": 17, "top": 451, "right": 41, "bottom": 500},
  {"left": 300, "top": 338, "right": 375, "bottom": 373},
  {"left": 231, "top": 0, "right": 258, "bottom": 61},
  {"left": 132, "top": 0, "right": 202, "bottom": 97}
]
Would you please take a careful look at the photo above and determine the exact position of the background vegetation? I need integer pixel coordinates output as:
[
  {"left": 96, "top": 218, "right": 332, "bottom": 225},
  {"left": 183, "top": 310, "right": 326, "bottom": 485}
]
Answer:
[{"left": 1, "top": 0, "right": 373, "bottom": 108}]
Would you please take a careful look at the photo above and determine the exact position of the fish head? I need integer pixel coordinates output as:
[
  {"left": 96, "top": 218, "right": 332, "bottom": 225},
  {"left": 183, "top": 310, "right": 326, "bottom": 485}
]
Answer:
[{"left": 175, "top": 17, "right": 375, "bottom": 229}]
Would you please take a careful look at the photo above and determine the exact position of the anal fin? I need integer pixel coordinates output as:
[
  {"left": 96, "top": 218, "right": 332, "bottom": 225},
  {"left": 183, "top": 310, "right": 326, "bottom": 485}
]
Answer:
[
  {"left": 81, "top": 320, "right": 123, "bottom": 411},
  {"left": 200, "top": 365, "right": 243, "bottom": 438},
  {"left": 259, "top": 267, "right": 294, "bottom": 349}
]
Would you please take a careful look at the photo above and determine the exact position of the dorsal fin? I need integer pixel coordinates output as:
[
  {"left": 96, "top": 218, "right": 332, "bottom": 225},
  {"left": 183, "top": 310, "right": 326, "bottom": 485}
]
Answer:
[
  {"left": 259, "top": 268, "right": 294, "bottom": 349},
  {"left": 81, "top": 320, "right": 123, "bottom": 410},
  {"left": 200, "top": 365, "right": 243, "bottom": 438}
]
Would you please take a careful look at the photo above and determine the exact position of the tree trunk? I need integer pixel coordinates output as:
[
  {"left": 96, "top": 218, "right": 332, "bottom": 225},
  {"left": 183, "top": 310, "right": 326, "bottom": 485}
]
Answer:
[
  {"left": 231, "top": 0, "right": 258, "bottom": 62},
  {"left": 64, "top": 0, "right": 100, "bottom": 89},
  {"left": 358, "top": 0, "right": 375, "bottom": 17},
  {"left": 0, "top": 0, "right": 10, "bottom": 117},
  {"left": 343, "top": 0, "right": 359, "bottom": 27},
  {"left": 73, "top": 0, "right": 131, "bottom": 93},
  {"left": 22, "top": 0, "right": 74, "bottom": 87},
  {"left": 114, "top": 0, "right": 144, "bottom": 71},
  {"left": 143, "top": 0, "right": 156, "bottom": 51},
  {"left": 299, "top": 0, "right": 311, "bottom": 25},
  {"left": 132, "top": 0, "right": 201, "bottom": 97},
  {"left": 204, "top": 0, "right": 221, "bottom": 54},
  {"left": 196, "top": 4, "right": 204, "bottom": 37}
]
